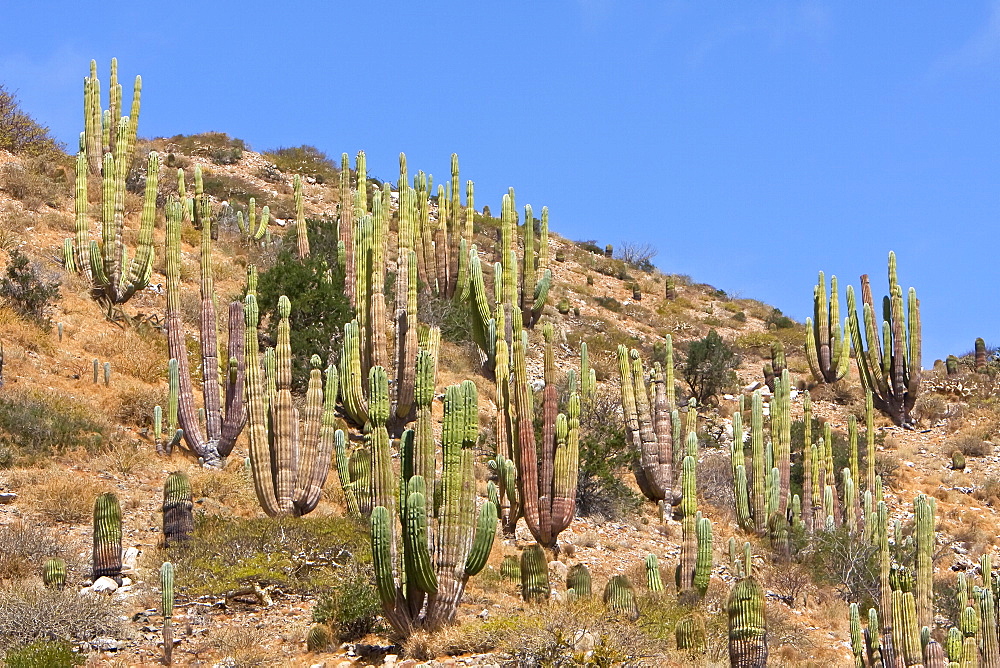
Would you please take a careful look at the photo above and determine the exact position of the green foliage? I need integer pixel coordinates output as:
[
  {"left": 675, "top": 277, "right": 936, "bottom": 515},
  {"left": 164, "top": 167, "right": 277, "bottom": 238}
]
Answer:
[
  {"left": 594, "top": 296, "right": 622, "bottom": 313},
  {"left": 264, "top": 145, "right": 338, "bottom": 184},
  {"left": 766, "top": 307, "right": 795, "bottom": 330},
  {"left": 0, "top": 388, "right": 108, "bottom": 467},
  {"left": 163, "top": 132, "right": 245, "bottom": 165},
  {"left": 421, "top": 293, "right": 475, "bottom": 345},
  {"left": 805, "top": 527, "right": 879, "bottom": 609},
  {"left": 0, "top": 160, "right": 66, "bottom": 211},
  {"left": 682, "top": 329, "right": 739, "bottom": 405},
  {"left": 0, "top": 86, "right": 61, "bottom": 157},
  {"left": 0, "top": 249, "right": 60, "bottom": 328},
  {"left": 311, "top": 567, "right": 381, "bottom": 641},
  {"left": 168, "top": 515, "right": 371, "bottom": 597},
  {"left": 3, "top": 639, "right": 83, "bottom": 667},
  {"left": 256, "top": 217, "right": 352, "bottom": 390},
  {"left": 575, "top": 391, "right": 642, "bottom": 519}
]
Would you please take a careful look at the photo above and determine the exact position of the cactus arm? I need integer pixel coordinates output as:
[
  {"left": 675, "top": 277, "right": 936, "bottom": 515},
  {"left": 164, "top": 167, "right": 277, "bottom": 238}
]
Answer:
[{"left": 463, "top": 498, "right": 498, "bottom": 576}]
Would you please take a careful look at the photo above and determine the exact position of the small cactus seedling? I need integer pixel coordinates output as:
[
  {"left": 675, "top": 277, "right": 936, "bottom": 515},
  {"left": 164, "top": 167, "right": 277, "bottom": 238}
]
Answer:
[
  {"left": 93, "top": 492, "right": 122, "bottom": 585},
  {"left": 43, "top": 558, "right": 66, "bottom": 590}
]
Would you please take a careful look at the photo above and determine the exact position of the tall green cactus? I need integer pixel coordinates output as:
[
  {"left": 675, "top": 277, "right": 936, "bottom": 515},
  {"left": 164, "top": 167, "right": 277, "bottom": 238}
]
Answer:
[
  {"left": 294, "top": 175, "right": 310, "bottom": 258},
  {"left": 520, "top": 544, "right": 550, "bottom": 603},
  {"left": 245, "top": 295, "right": 338, "bottom": 517},
  {"left": 512, "top": 322, "right": 579, "bottom": 549},
  {"left": 618, "top": 344, "right": 677, "bottom": 504},
  {"left": 806, "top": 272, "right": 849, "bottom": 384},
  {"left": 914, "top": 494, "right": 935, "bottom": 630},
  {"left": 165, "top": 187, "right": 246, "bottom": 467},
  {"left": 727, "top": 558, "right": 768, "bottom": 668},
  {"left": 93, "top": 492, "right": 122, "bottom": 584},
  {"left": 152, "top": 359, "right": 183, "bottom": 455},
  {"left": 235, "top": 197, "right": 269, "bottom": 243},
  {"left": 369, "top": 369, "right": 498, "bottom": 636},
  {"left": 161, "top": 562, "right": 174, "bottom": 665},
  {"left": 162, "top": 471, "right": 193, "bottom": 547},
  {"left": 847, "top": 252, "right": 921, "bottom": 427}
]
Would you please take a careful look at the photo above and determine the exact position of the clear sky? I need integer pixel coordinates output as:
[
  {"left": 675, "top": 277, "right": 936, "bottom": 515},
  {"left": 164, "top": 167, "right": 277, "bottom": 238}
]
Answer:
[{"left": 2, "top": 2, "right": 997, "bottom": 362}]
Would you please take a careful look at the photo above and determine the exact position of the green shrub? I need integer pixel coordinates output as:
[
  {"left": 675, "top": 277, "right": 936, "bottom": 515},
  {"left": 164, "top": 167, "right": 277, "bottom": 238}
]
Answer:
[
  {"left": 594, "top": 296, "right": 622, "bottom": 313},
  {"left": 168, "top": 515, "right": 371, "bottom": 598},
  {"left": 421, "top": 293, "right": 475, "bottom": 345},
  {"left": 311, "top": 566, "right": 381, "bottom": 641},
  {"left": 3, "top": 639, "right": 83, "bottom": 667},
  {"left": 0, "top": 86, "right": 61, "bottom": 157},
  {"left": 163, "top": 132, "right": 246, "bottom": 165},
  {"left": 0, "top": 389, "right": 108, "bottom": 466},
  {"left": 264, "top": 145, "right": 338, "bottom": 184},
  {"left": 575, "top": 390, "right": 641, "bottom": 519},
  {"left": 0, "top": 250, "right": 60, "bottom": 328},
  {"left": 574, "top": 240, "right": 603, "bottom": 255},
  {"left": 0, "top": 586, "right": 123, "bottom": 653},
  {"left": 681, "top": 329, "right": 739, "bottom": 405},
  {"left": 0, "top": 161, "right": 65, "bottom": 210},
  {"left": 255, "top": 218, "right": 353, "bottom": 390},
  {"left": 766, "top": 307, "right": 795, "bottom": 330}
]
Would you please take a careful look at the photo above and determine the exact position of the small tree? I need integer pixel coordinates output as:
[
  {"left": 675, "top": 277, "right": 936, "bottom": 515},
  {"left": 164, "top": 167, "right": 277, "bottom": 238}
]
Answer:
[
  {"left": 0, "top": 250, "right": 60, "bottom": 328},
  {"left": 682, "top": 329, "right": 739, "bottom": 405},
  {"left": 0, "top": 86, "right": 61, "bottom": 157},
  {"left": 617, "top": 242, "right": 658, "bottom": 272}
]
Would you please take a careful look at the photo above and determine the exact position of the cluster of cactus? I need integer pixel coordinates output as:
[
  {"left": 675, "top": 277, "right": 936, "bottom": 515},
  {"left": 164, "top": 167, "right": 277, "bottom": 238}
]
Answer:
[
  {"left": 235, "top": 197, "right": 270, "bottom": 243},
  {"left": 617, "top": 337, "right": 683, "bottom": 506},
  {"left": 152, "top": 359, "right": 183, "bottom": 455},
  {"left": 727, "top": 542, "right": 768, "bottom": 667},
  {"left": 677, "top": 433, "right": 713, "bottom": 600},
  {"left": 762, "top": 341, "right": 786, "bottom": 392},
  {"left": 467, "top": 187, "right": 551, "bottom": 373},
  {"left": 244, "top": 295, "right": 337, "bottom": 517},
  {"left": 847, "top": 251, "right": 921, "bottom": 428},
  {"left": 369, "top": 362, "right": 498, "bottom": 636},
  {"left": 161, "top": 562, "right": 174, "bottom": 665},
  {"left": 805, "top": 271, "right": 849, "bottom": 384},
  {"left": 162, "top": 472, "right": 193, "bottom": 547},
  {"left": 93, "top": 492, "right": 122, "bottom": 585},
  {"left": 65, "top": 59, "right": 158, "bottom": 311},
  {"left": 164, "top": 175, "right": 247, "bottom": 467}
]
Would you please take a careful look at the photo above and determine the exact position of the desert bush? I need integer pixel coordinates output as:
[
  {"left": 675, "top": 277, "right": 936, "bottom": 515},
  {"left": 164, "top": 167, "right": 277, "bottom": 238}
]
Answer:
[
  {"left": 198, "top": 170, "right": 273, "bottom": 211},
  {"left": 0, "top": 249, "right": 60, "bottom": 328},
  {"left": 162, "top": 132, "right": 246, "bottom": 165},
  {"left": 0, "top": 388, "right": 108, "bottom": 467},
  {"left": 574, "top": 240, "right": 603, "bottom": 255},
  {"left": 167, "top": 515, "right": 370, "bottom": 597},
  {"left": 264, "top": 145, "right": 338, "bottom": 184},
  {"left": 421, "top": 293, "right": 475, "bottom": 346},
  {"left": 913, "top": 393, "right": 948, "bottom": 425},
  {"left": 23, "top": 474, "right": 104, "bottom": 524},
  {"left": 0, "top": 86, "right": 61, "bottom": 157},
  {"left": 256, "top": 217, "right": 352, "bottom": 390},
  {"left": 311, "top": 563, "right": 380, "bottom": 642},
  {"left": 682, "top": 329, "right": 740, "bottom": 405},
  {"left": 210, "top": 626, "right": 268, "bottom": 667},
  {"left": 617, "top": 241, "right": 657, "bottom": 272},
  {"left": 765, "top": 308, "right": 795, "bottom": 330},
  {"left": 0, "top": 162, "right": 64, "bottom": 211},
  {"left": 575, "top": 389, "right": 641, "bottom": 519},
  {"left": 3, "top": 639, "right": 83, "bottom": 667},
  {"left": 874, "top": 452, "right": 901, "bottom": 488},
  {"left": 0, "top": 585, "right": 124, "bottom": 652},
  {"left": 949, "top": 428, "right": 994, "bottom": 458},
  {"left": 594, "top": 295, "right": 622, "bottom": 313},
  {"left": 805, "top": 527, "right": 879, "bottom": 608},
  {"left": 0, "top": 522, "right": 65, "bottom": 581}
]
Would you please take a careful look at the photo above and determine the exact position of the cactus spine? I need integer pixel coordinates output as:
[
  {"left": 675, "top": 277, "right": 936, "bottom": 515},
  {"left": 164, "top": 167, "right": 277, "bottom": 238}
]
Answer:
[
  {"left": 806, "top": 272, "right": 849, "bottom": 384},
  {"left": 164, "top": 186, "right": 247, "bottom": 467},
  {"left": 847, "top": 252, "right": 921, "bottom": 427},
  {"left": 245, "top": 295, "right": 338, "bottom": 517},
  {"left": 43, "top": 558, "right": 66, "bottom": 590},
  {"left": 93, "top": 492, "right": 122, "bottom": 584},
  {"left": 369, "top": 369, "right": 498, "bottom": 636},
  {"left": 162, "top": 471, "right": 193, "bottom": 547},
  {"left": 161, "top": 562, "right": 174, "bottom": 665}
]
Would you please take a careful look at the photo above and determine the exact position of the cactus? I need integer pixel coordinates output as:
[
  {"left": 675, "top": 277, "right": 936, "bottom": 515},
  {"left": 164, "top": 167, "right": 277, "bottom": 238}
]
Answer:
[
  {"left": 567, "top": 563, "right": 592, "bottom": 599},
  {"left": 333, "top": 430, "right": 371, "bottom": 518},
  {"left": 500, "top": 555, "right": 521, "bottom": 581},
  {"left": 727, "top": 571, "right": 768, "bottom": 667},
  {"left": 618, "top": 344, "right": 676, "bottom": 504},
  {"left": 603, "top": 575, "right": 639, "bottom": 621},
  {"left": 763, "top": 341, "right": 787, "bottom": 392},
  {"left": 161, "top": 562, "right": 174, "bottom": 665},
  {"left": 369, "top": 371, "right": 498, "bottom": 636},
  {"left": 847, "top": 252, "right": 921, "bottom": 428},
  {"left": 665, "top": 276, "right": 677, "bottom": 299},
  {"left": 306, "top": 624, "right": 331, "bottom": 653},
  {"left": 976, "top": 338, "right": 988, "bottom": 371},
  {"left": 162, "top": 472, "right": 193, "bottom": 547},
  {"left": 805, "top": 272, "right": 849, "bottom": 384},
  {"left": 93, "top": 492, "right": 122, "bottom": 584},
  {"left": 43, "top": 558, "right": 66, "bottom": 590},
  {"left": 520, "top": 544, "right": 550, "bottom": 603},
  {"left": 945, "top": 355, "right": 960, "bottom": 376},
  {"left": 952, "top": 451, "right": 967, "bottom": 471},
  {"left": 294, "top": 175, "right": 310, "bottom": 258},
  {"left": 164, "top": 190, "right": 246, "bottom": 467},
  {"left": 511, "top": 322, "right": 579, "bottom": 549},
  {"left": 245, "top": 296, "right": 337, "bottom": 517},
  {"left": 557, "top": 298, "right": 570, "bottom": 314},
  {"left": 694, "top": 514, "right": 713, "bottom": 596},
  {"left": 646, "top": 553, "right": 664, "bottom": 592},
  {"left": 676, "top": 613, "right": 706, "bottom": 652},
  {"left": 914, "top": 494, "right": 935, "bottom": 630},
  {"left": 153, "top": 359, "right": 183, "bottom": 455},
  {"left": 103, "top": 361, "right": 111, "bottom": 387},
  {"left": 235, "top": 198, "right": 269, "bottom": 243}
]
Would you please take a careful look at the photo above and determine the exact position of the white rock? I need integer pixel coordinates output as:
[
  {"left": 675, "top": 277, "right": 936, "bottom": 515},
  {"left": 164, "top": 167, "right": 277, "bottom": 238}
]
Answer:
[
  {"left": 89, "top": 577, "right": 120, "bottom": 593},
  {"left": 122, "top": 547, "right": 140, "bottom": 572}
]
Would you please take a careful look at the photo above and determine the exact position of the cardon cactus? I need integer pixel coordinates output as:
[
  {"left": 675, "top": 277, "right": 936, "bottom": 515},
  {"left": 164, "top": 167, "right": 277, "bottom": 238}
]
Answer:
[
  {"left": 162, "top": 471, "right": 193, "bottom": 547},
  {"left": 728, "top": 575, "right": 767, "bottom": 667},
  {"left": 369, "top": 369, "right": 498, "bottom": 636},
  {"left": 847, "top": 251, "right": 921, "bottom": 428},
  {"left": 161, "top": 562, "right": 174, "bottom": 665},
  {"left": 500, "top": 555, "right": 521, "bottom": 582},
  {"left": 976, "top": 337, "right": 988, "bottom": 371},
  {"left": 946, "top": 355, "right": 960, "bottom": 376},
  {"left": 805, "top": 272, "right": 849, "bottom": 384},
  {"left": 306, "top": 624, "right": 331, "bottom": 653},
  {"left": 676, "top": 613, "right": 707, "bottom": 652},
  {"left": 93, "top": 492, "right": 122, "bottom": 584},
  {"left": 603, "top": 575, "right": 639, "bottom": 621},
  {"left": 333, "top": 430, "right": 371, "bottom": 518},
  {"left": 567, "top": 563, "right": 592, "bottom": 599},
  {"left": 152, "top": 359, "right": 183, "bottom": 455},
  {"left": 646, "top": 553, "right": 664, "bottom": 592},
  {"left": 165, "top": 190, "right": 246, "bottom": 467},
  {"left": 43, "top": 558, "right": 66, "bottom": 590},
  {"left": 520, "top": 544, "right": 550, "bottom": 603},
  {"left": 245, "top": 296, "right": 337, "bottom": 517}
]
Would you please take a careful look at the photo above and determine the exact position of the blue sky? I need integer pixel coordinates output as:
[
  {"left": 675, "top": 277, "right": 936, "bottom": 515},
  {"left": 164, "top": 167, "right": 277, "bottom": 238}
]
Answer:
[{"left": 2, "top": 1, "right": 997, "bottom": 362}]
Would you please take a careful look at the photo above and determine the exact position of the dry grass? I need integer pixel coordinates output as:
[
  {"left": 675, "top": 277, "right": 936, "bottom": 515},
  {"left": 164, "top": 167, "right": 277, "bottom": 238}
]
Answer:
[
  {"left": 210, "top": 626, "right": 270, "bottom": 667},
  {"left": 82, "top": 328, "right": 167, "bottom": 381},
  {"left": 0, "top": 306, "right": 56, "bottom": 355},
  {"left": 0, "top": 521, "right": 65, "bottom": 581},
  {"left": 19, "top": 471, "right": 105, "bottom": 523},
  {"left": 0, "top": 584, "right": 125, "bottom": 651}
]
